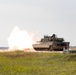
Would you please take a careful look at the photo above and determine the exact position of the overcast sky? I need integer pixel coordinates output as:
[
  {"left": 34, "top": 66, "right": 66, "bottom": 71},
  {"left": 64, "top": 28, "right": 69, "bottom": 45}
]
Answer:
[{"left": 0, "top": 0, "right": 76, "bottom": 46}]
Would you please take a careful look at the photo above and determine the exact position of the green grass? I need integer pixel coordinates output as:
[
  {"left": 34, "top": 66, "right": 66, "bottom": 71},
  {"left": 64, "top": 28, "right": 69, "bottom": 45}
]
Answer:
[{"left": 0, "top": 51, "right": 76, "bottom": 75}]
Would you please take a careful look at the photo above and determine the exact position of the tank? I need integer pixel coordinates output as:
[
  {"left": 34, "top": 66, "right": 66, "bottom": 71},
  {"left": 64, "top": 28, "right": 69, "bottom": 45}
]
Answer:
[{"left": 33, "top": 34, "right": 70, "bottom": 51}]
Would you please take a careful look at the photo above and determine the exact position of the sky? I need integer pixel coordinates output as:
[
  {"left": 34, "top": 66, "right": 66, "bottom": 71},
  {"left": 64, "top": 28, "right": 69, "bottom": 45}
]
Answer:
[{"left": 0, "top": 0, "right": 76, "bottom": 46}]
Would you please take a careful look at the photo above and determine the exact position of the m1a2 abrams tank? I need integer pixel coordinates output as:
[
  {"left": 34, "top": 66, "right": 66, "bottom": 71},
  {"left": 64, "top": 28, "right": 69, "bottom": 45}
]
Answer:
[{"left": 33, "top": 34, "right": 70, "bottom": 51}]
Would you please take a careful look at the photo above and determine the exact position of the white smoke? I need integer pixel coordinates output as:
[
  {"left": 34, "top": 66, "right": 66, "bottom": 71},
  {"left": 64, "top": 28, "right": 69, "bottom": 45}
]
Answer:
[{"left": 7, "top": 26, "right": 35, "bottom": 50}]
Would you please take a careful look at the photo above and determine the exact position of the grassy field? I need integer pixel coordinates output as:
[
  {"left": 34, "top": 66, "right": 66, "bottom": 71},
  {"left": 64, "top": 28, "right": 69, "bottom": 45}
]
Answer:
[{"left": 0, "top": 51, "right": 76, "bottom": 75}]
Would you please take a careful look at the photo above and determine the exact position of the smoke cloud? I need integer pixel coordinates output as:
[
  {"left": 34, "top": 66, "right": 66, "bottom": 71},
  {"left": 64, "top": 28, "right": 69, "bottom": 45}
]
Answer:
[{"left": 7, "top": 26, "right": 35, "bottom": 50}]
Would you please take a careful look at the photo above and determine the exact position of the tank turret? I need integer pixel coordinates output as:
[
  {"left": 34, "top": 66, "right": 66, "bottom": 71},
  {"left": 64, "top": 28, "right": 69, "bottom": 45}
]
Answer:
[{"left": 41, "top": 34, "right": 64, "bottom": 42}]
